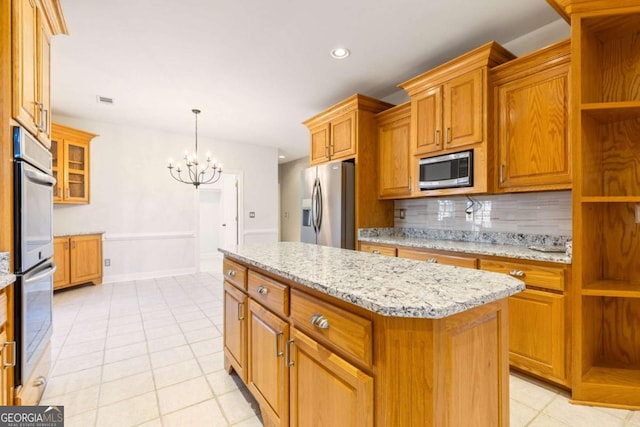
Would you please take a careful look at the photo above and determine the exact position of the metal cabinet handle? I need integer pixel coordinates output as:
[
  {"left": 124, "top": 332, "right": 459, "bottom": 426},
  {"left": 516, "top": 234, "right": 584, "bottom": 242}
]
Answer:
[
  {"left": 372, "top": 250, "right": 380, "bottom": 254},
  {"left": 286, "top": 339, "right": 295, "bottom": 367},
  {"left": 310, "top": 313, "right": 329, "bottom": 329},
  {"left": 72, "top": 241, "right": 76, "bottom": 249},
  {"left": 64, "top": 241, "right": 69, "bottom": 249},
  {"left": 227, "top": 269, "right": 236, "bottom": 277},
  {"left": 237, "top": 302, "right": 244, "bottom": 320},
  {"left": 509, "top": 270, "right": 525, "bottom": 278},
  {"left": 324, "top": 145, "right": 329, "bottom": 157},
  {"left": 58, "top": 188, "right": 63, "bottom": 198},
  {"left": 3, "top": 341, "right": 16, "bottom": 368},
  {"left": 275, "top": 332, "right": 284, "bottom": 357},
  {"left": 427, "top": 258, "right": 438, "bottom": 263},
  {"left": 500, "top": 164, "right": 505, "bottom": 184},
  {"left": 257, "top": 285, "right": 268, "bottom": 295},
  {"left": 446, "top": 127, "right": 451, "bottom": 144},
  {"left": 34, "top": 102, "right": 44, "bottom": 131},
  {"left": 66, "top": 188, "right": 70, "bottom": 198},
  {"left": 434, "top": 129, "right": 440, "bottom": 146},
  {"left": 329, "top": 144, "right": 334, "bottom": 156}
]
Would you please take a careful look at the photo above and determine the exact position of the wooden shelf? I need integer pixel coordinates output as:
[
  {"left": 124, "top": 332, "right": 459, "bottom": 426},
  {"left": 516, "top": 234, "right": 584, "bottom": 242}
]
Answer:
[
  {"left": 582, "top": 366, "right": 640, "bottom": 388},
  {"left": 581, "top": 197, "right": 640, "bottom": 203},
  {"left": 581, "top": 102, "right": 640, "bottom": 122},
  {"left": 582, "top": 281, "right": 640, "bottom": 298}
]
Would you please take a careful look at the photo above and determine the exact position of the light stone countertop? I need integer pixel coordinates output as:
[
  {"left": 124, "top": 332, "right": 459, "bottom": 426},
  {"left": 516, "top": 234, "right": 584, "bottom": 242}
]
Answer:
[
  {"left": 359, "top": 234, "right": 571, "bottom": 264},
  {"left": 54, "top": 231, "right": 105, "bottom": 238},
  {"left": 219, "top": 242, "right": 525, "bottom": 319}
]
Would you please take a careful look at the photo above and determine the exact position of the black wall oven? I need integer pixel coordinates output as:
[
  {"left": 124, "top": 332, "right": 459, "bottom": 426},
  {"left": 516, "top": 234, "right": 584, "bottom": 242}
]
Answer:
[{"left": 13, "top": 126, "right": 56, "bottom": 393}]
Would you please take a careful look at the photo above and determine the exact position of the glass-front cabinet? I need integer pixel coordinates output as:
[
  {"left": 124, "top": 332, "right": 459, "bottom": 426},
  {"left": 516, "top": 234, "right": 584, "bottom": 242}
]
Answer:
[{"left": 50, "top": 123, "right": 97, "bottom": 204}]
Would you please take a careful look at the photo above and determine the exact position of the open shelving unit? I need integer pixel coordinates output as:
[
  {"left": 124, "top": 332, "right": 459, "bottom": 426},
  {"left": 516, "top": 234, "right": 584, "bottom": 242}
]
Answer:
[{"left": 568, "top": 2, "right": 640, "bottom": 408}]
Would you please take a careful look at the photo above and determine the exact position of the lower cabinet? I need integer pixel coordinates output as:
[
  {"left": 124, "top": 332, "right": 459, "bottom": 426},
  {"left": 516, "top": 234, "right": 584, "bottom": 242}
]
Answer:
[
  {"left": 247, "top": 300, "right": 289, "bottom": 427},
  {"left": 53, "top": 234, "right": 103, "bottom": 290},
  {"left": 223, "top": 282, "right": 247, "bottom": 382},
  {"left": 289, "top": 328, "right": 374, "bottom": 427},
  {"left": 0, "top": 285, "right": 15, "bottom": 405}
]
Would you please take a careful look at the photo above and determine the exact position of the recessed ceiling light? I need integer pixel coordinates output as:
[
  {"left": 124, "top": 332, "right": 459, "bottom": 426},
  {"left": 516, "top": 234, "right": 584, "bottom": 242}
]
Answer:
[
  {"left": 279, "top": 155, "right": 286, "bottom": 159},
  {"left": 330, "top": 47, "right": 350, "bottom": 59}
]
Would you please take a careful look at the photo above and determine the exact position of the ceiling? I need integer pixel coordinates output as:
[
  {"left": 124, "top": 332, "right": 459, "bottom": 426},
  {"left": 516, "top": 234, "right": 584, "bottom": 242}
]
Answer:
[{"left": 52, "top": 0, "right": 562, "bottom": 163}]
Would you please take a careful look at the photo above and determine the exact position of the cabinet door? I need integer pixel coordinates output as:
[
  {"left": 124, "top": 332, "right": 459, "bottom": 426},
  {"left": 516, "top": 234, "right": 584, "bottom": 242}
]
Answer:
[
  {"left": 50, "top": 137, "right": 63, "bottom": 202},
  {"left": 508, "top": 288, "right": 567, "bottom": 385},
  {"left": 443, "top": 69, "right": 483, "bottom": 149},
  {"left": 64, "top": 141, "right": 90, "bottom": 203},
  {"left": 247, "top": 300, "right": 289, "bottom": 427},
  {"left": 379, "top": 115, "right": 411, "bottom": 198},
  {"left": 497, "top": 67, "right": 570, "bottom": 190},
  {"left": 0, "top": 330, "right": 8, "bottom": 406},
  {"left": 69, "top": 235, "right": 102, "bottom": 285},
  {"left": 36, "top": 8, "right": 52, "bottom": 147},
  {"left": 289, "top": 328, "right": 373, "bottom": 427},
  {"left": 53, "top": 238, "right": 70, "bottom": 290},
  {"left": 309, "top": 124, "right": 330, "bottom": 166},
  {"left": 412, "top": 86, "right": 442, "bottom": 156},
  {"left": 224, "top": 282, "right": 247, "bottom": 382},
  {"left": 330, "top": 111, "right": 357, "bottom": 161},
  {"left": 12, "top": 0, "right": 39, "bottom": 137}
]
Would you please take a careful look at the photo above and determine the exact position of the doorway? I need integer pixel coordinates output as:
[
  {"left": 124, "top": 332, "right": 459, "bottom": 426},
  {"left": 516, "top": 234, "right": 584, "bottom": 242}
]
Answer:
[{"left": 197, "top": 173, "right": 239, "bottom": 273}]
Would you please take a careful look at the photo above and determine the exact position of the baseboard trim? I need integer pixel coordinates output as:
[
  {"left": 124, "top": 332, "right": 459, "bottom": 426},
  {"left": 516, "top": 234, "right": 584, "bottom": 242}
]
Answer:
[{"left": 103, "top": 267, "right": 197, "bottom": 284}]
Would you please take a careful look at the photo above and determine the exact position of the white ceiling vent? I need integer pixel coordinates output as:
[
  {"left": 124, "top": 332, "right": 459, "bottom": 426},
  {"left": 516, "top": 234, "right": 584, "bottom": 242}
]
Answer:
[{"left": 96, "top": 95, "right": 114, "bottom": 105}]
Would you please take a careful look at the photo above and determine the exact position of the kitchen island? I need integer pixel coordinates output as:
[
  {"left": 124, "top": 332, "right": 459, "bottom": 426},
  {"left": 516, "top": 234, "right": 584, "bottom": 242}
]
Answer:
[{"left": 220, "top": 242, "right": 524, "bottom": 427}]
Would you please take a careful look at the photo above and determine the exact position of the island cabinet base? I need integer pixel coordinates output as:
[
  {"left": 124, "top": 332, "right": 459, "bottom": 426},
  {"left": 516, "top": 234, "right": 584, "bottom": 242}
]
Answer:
[{"left": 373, "top": 299, "right": 509, "bottom": 427}]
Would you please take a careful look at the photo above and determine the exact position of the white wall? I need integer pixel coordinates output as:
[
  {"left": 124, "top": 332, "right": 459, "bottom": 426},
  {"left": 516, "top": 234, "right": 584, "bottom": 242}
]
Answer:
[
  {"left": 52, "top": 115, "right": 279, "bottom": 282},
  {"left": 278, "top": 156, "right": 309, "bottom": 242}
]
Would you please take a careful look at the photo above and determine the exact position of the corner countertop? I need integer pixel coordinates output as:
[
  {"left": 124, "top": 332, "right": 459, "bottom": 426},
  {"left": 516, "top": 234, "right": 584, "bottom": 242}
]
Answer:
[
  {"left": 358, "top": 230, "right": 571, "bottom": 264},
  {"left": 0, "top": 252, "right": 15, "bottom": 291},
  {"left": 54, "top": 231, "right": 105, "bottom": 238},
  {"left": 219, "top": 242, "right": 525, "bottom": 319}
]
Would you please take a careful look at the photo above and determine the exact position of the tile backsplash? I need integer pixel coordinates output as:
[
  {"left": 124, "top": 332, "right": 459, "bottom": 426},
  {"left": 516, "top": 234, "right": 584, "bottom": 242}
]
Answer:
[{"left": 394, "top": 191, "right": 572, "bottom": 237}]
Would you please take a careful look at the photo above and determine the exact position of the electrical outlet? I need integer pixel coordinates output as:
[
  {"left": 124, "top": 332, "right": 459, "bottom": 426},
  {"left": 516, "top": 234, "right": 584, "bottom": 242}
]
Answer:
[
  {"left": 104, "top": 259, "right": 111, "bottom": 267},
  {"left": 249, "top": 212, "right": 256, "bottom": 218}
]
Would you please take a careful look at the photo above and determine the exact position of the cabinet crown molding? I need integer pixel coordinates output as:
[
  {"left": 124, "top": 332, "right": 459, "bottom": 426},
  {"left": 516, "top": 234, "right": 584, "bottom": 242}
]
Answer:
[
  {"left": 38, "top": 0, "right": 68, "bottom": 35},
  {"left": 302, "top": 93, "right": 394, "bottom": 129},
  {"left": 546, "top": 0, "right": 640, "bottom": 22}
]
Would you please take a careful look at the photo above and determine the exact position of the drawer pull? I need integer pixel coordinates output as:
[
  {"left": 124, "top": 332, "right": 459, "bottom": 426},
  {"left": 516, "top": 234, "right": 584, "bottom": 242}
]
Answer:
[
  {"left": 3, "top": 341, "right": 15, "bottom": 368},
  {"left": 275, "top": 332, "right": 284, "bottom": 357},
  {"left": 227, "top": 269, "right": 236, "bottom": 277},
  {"left": 286, "top": 339, "right": 295, "bottom": 367},
  {"left": 310, "top": 313, "right": 329, "bottom": 329},
  {"left": 509, "top": 270, "right": 525, "bottom": 278},
  {"left": 427, "top": 258, "right": 438, "bottom": 263},
  {"left": 372, "top": 250, "right": 380, "bottom": 254},
  {"left": 257, "top": 285, "right": 268, "bottom": 295}
]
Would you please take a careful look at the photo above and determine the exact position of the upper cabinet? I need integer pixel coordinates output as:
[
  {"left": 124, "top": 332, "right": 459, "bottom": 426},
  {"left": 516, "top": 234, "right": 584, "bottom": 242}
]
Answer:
[
  {"left": 51, "top": 123, "right": 97, "bottom": 204},
  {"left": 12, "top": 0, "right": 67, "bottom": 148},
  {"left": 377, "top": 103, "right": 412, "bottom": 199},
  {"left": 491, "top": 40, "right": 571, "bottom": 192},
  {"left": 399, "top": 41, "right": 515, "bottom": 196},
  {"left": 303, "top": 95, "right": 393, "bottom": 166}
]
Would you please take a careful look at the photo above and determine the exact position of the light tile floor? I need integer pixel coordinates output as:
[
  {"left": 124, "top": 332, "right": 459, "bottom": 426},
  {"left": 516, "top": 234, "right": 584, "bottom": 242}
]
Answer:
[{"left": 41, "top": 272, "right": 639, "bottom": 427}]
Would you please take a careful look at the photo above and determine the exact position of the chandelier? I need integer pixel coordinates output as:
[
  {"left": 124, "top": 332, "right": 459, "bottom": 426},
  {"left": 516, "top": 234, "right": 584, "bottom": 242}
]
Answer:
[{"left": 167, "top": 109, "right": 223, "bottom": 188}]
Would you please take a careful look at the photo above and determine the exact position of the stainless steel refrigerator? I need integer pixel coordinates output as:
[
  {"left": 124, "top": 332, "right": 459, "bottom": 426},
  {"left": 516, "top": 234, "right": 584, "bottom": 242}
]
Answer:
[{"left": 301, "top": 162, "right": 355, "bottom": 249}]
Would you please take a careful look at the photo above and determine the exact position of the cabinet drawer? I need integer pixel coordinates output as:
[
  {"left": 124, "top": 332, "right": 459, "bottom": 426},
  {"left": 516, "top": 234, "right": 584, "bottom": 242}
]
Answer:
[
  {"left": 397, "top": 248, "right": 478, "bottom": 269},
  {"left": 480, "top": 259, "right": 565, "bottom": 292},
  {"left": 360, "top": 243, "right": 397, "bottom": 257},
  {"left": 248, "top": 271, "right": 289, "bottom": 318},
  {"left": 290, "top": 289, "right": 372, "bottom": 368},
  {"left": 224, "top": 258, "right": 247, "bottom": 290}
]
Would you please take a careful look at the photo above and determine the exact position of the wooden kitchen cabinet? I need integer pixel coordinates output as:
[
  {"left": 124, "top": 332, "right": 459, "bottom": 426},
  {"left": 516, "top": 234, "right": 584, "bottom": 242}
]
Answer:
[
  {"left": 289, "top": 327, "right": 374, "bottom": 427},
  {"left": 53, "top": 234, "right": 103, "bottom": 290},
  {"left": 480, "top": 258, "right": 570, "bottom": 386},
  {"left": 399, "top": 41, "right": 515, "bottom": 195},
  {"left": 377, "top": 103, "right": 412, "bottom": 199},
  {"left": 12, "top": 0, "right": 66, "bottom": 148},
  {"left": 0, "top": 285, "right": 16, "bottom": 405},
  {"left": 247, "top": 300, "right": 289, "bottom": 427},
  {"left": 224, "top": 282, "right": 247, "bottom": 382},
  {"left": 492, "top": 40, "right": 571, "bottom": 192},
  {"left": 50, "top": 123, "right": 97, "bottom": 204}
]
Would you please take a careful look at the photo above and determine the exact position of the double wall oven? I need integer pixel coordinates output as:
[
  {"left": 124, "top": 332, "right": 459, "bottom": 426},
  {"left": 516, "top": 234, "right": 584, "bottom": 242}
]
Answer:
[{"left": 13, "top": 126, "right": 56, "bottom": 397}]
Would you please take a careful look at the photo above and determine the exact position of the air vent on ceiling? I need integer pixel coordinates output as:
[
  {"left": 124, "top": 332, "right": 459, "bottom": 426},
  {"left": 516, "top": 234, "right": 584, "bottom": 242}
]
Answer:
[{"left": 96, "top": 95, "right": 114, "bottom": 105}]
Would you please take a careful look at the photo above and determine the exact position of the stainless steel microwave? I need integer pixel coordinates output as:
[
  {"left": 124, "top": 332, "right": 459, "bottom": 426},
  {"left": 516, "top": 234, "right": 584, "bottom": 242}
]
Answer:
[{"left": 419, "top": 150, "right": 473, "bottom": 190}]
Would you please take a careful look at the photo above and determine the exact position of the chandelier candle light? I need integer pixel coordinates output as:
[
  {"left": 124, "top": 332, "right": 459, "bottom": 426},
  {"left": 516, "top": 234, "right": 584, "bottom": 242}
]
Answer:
[{"left": 168, "top": 109, "right": 223, "bottom": 188}]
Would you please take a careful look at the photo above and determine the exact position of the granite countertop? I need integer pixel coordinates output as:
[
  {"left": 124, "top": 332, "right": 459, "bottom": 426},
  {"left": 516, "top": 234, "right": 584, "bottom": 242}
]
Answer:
[
  {"left": 0, "top": 252, "right": 15, "bottom": 291},
  {"left": 219, "top": 242, "right": 525, "bottom": 319},
  {"left": 359, "top": 231, "right": 571, "bottom": 264}
]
